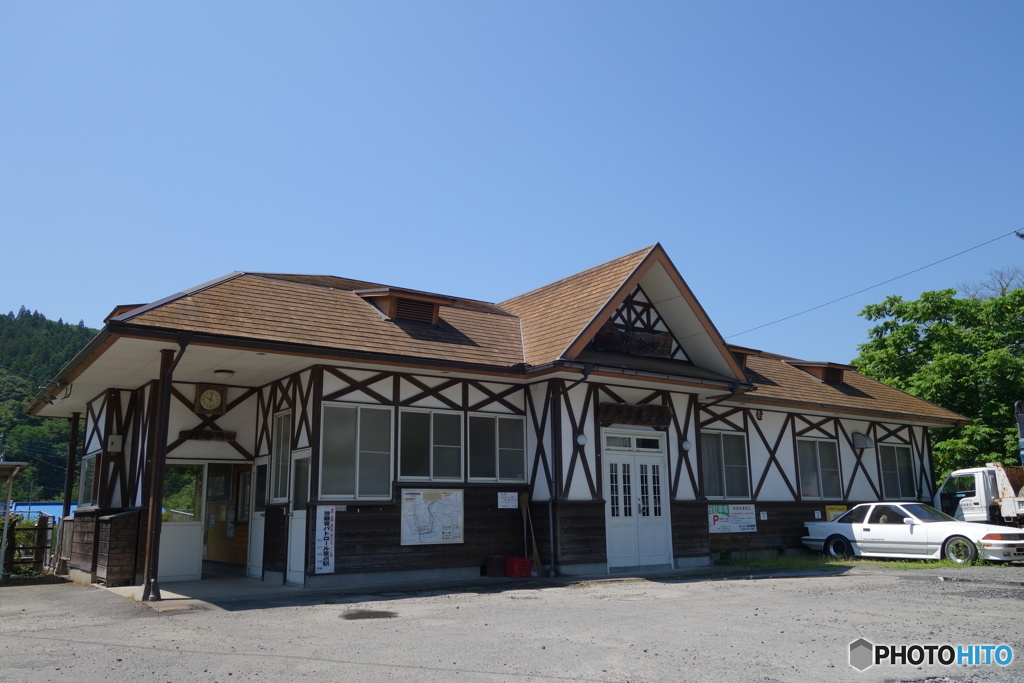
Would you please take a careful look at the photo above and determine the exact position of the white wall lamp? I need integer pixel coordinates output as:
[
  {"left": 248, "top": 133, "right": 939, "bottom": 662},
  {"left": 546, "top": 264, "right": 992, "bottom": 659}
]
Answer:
[
  {"left": 575, "top": 433, "right": 588, "bottom": 446},
  {"left": 681, "top": 439, "right": 693, "bottom": 452}
]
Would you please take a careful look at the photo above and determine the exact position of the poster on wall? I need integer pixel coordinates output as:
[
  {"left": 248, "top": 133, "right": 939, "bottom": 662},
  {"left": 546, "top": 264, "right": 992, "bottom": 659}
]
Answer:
[
  {"left": 401, "top": 489, "right": 464, "bottom": 545},
  {"left": 707, "top": 504, "right": 758, "bottom": 533},
  {"left": 315, "top": 505, "right": 336, "bottom": 574},
  {"left": 497, "top": 492, "right": 518, "bottom": 509}
]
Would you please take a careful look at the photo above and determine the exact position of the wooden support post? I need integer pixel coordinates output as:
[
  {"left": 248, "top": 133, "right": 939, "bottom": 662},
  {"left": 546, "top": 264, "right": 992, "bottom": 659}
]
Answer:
[
  {"left": 141, "top": 342, "right": 187, "bottom": 601},
  {"left": 62, "top": 413, "right": 80, "bottom": 519}
]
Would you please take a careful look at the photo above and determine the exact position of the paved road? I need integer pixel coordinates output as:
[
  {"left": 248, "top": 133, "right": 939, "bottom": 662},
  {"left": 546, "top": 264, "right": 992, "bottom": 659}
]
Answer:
[{"left": 1, "top": 564, "right": 1022, "bottom": 682}]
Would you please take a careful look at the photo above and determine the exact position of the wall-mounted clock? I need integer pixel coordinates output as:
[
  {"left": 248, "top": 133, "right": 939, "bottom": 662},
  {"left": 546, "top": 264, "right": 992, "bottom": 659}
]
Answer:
[{"left": 194, "top": 384, "right": 228, "bottom": 415}]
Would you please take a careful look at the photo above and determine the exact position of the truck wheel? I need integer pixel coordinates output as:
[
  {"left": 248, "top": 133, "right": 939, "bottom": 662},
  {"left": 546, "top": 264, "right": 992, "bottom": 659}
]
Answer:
[
  {"left": 825, "top": 535, "right": 852, "bottom": 559},
  {"left": 943, "top": 535, "right": 978, "bottom": 564}
]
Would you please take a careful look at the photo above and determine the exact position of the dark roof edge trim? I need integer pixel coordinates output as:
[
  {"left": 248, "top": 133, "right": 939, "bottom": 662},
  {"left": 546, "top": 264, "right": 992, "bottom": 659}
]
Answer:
[
  {"left": 107, "top": 272, "right": 248, "bottom": 324},
  {"left": 726, "top": 394, "right": 969, "bottom": 428}
]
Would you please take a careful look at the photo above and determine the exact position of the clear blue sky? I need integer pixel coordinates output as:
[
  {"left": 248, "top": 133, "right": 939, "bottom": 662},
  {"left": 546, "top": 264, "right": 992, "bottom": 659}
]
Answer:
[{"left": 3, "top": 3, "right": 1022, "bottom": 365}]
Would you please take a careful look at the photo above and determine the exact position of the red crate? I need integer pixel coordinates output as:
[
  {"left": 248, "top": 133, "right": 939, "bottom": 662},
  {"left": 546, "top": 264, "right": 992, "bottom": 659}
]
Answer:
[{"left": 505, "top": 557, "right": 532, "bottom": 578}]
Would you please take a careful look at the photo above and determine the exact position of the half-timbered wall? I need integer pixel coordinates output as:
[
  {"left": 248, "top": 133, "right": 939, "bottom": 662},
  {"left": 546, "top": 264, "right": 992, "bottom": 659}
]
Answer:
[
  {"left": 700, "top": 404, "right": 935, "bottom": 504},
  {"left": 549, "top": 379, "right": 699, "bottom": 504}
]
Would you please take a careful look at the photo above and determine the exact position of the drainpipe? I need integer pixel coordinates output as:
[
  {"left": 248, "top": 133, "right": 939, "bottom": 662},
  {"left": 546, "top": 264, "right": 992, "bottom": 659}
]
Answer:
[{"left": 141, "top": 338, "right": 188, "bottom": 601}]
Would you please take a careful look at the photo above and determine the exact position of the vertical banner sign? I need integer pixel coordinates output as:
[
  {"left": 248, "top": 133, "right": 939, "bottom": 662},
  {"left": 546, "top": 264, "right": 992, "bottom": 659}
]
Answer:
[{"left": 315, "top": 505, "right": 336, "bottom": 574}]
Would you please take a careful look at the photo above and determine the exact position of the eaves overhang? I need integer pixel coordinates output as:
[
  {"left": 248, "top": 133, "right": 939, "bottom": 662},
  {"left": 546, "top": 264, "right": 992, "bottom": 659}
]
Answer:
[{"left": 723, "top": 393, "right": 970, "bottom": 429}]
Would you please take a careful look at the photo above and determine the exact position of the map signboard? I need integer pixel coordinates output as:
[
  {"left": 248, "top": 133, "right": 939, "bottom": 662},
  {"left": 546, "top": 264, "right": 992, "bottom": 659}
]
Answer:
[{"left": 401, "top": 489, "right": 464, "bottom": 545}]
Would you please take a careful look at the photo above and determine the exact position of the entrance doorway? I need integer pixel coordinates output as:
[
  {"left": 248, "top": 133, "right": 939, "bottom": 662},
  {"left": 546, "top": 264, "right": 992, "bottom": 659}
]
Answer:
[
  {"left": 159, "top": 463, "right": 205, "bottom": 582},
  {"left": 603, "top": 430, "right": 673, "bottom": 569},
  {"left": 286, "top": 450, "right": 310, "bottom": 585},
  {"left": 247, "top": 456, "right": 268, "bottom": 578}
]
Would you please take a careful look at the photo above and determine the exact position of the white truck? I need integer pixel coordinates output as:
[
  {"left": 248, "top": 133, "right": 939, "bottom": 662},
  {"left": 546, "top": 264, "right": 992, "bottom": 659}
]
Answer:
[{"left": 934, "top": 462, "right": 1024, "bottom": 527}]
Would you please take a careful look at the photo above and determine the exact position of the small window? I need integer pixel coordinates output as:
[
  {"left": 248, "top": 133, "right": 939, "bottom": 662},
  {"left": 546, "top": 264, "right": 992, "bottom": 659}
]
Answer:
[
  {"left": 469, "top": 415, "right": 526, "bottom": 482},
  {"left": 603, "top": 432, "right": 664, "bottom": 453},
  {"left": 270, "top": 412, "right": 292, "bottom": 502},
  {"left": 797, "top": 439, "right": 842, "bottom": 499},
  {"left": 400, "top": 410, "right": 463, "bottom": 481},
  {"left": 321, "top": 404, "right": 393, "bottom": 500},
  {"left": 701, "top": 431, "right": 749, "bottom": 499},
  {"left": 78, "top": 453, "right": 98, "bottom": 506},
  {"left": 879, "top": 444, "right": 916, "bottom": 499}
]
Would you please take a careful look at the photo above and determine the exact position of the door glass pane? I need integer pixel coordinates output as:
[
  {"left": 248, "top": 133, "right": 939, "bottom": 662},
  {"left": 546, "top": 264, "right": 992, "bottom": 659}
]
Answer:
[
  {"left": 651, "top": 464, "right": 662, "bottom": 517},
  {"left": 322, "top": 406, "right": 356, "bottom": 496},
  {"left": 639, "top": 464, "right": 650, "bottom": 517},
  {"left": 163, "top": 464, "right": 203, "bottom": 523},
  {"left": 622, "top": 463, "right": 633, "bottom": 517},
  {"left": 292, "top": 458, "right": 309, "bottom": 510},
  {"left": 609, "top": 463, "right": 620, "bottom": 517},
  {"left": 254, "top": 464, "right": 267, "bottom": 512}
]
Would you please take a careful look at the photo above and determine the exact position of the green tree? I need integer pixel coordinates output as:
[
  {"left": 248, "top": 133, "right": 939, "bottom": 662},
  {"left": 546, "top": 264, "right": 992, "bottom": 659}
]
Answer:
[{"left": 852, "top": 288, "right": 1024, "bottom": 478}]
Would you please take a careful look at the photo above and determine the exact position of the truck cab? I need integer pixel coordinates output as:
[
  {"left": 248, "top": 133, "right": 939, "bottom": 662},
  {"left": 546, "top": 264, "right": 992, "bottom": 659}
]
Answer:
[{"left": 934, "top": 468, "right": 998, "bottom": 523}]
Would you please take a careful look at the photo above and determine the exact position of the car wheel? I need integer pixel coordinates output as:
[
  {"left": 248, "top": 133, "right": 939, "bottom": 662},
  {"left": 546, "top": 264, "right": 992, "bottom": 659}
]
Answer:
[
  {"left": 943, "top": 535, "right": 978, "bottom": 565},
  {"left": 824, "top": 535, "right": 852, "bottom": 559}
]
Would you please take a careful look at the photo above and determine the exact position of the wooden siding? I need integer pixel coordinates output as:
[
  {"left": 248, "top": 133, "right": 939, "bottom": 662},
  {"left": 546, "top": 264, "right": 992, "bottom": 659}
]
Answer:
[
  {"left": 321, "top": 487, "right": 529, "bottom": 575},
  {"left": 96, "top": 510, "right": 140, "bottom": 586},
  {"left": 671, "top": 501, "right": 711, "bottom": 557},
  {"left": 708, "top": 501, "right": 845, "bottom": 554},
  {"left": 552, "top": 500, "right": 607, "bottom": 567},
  {"left": 69, "top": 509, "right": 100, "bottom": 578}
]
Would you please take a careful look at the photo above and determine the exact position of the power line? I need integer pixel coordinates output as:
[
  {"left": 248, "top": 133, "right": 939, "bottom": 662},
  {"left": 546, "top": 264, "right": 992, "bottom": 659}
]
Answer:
[{"left": 726, "top": 228, "right": 1022, "bottom": 340}]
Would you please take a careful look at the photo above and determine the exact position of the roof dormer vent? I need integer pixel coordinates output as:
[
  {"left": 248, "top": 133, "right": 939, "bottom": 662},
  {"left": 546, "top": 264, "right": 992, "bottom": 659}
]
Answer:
[
  {"left": 784, "top": 360, "right": 851, "bottom": 385},
  {"left": 355, "top": 287, "right": 455, "bottom": 325}
]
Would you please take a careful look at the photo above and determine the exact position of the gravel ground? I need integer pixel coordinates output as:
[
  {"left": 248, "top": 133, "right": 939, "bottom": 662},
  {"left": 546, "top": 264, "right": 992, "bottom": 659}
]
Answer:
[{"left": 1, "top": 564, "right": 1022, "bottom": 682}]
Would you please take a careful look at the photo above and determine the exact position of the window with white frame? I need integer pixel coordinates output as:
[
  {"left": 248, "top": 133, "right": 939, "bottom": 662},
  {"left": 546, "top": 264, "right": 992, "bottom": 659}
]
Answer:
[
  {"left": 270, "top": 412, "right": 291, "bottom": 502},
  {"left": 399, "top": 409, "right": 462, "bottom": 480},
  {"left": 321, "top": 404, "right": 393, "bottom": 500},
  {"left": 78, "top": 453, "right": 98, "bottom": 506},
  {"left": 797, "top": 439, "right": 842, "bottom": 499},
  {"left": 604, "top": 431, "right": 663, "bottom": 452},
  {"left": 469, "top": 415, "right": 526, "bottom": 481},
  {"left": 879, "top": 444, "right": 916, "bottom": 499},
  {"left": 701, "top": 431, "right": 749, "bottom": 498}
]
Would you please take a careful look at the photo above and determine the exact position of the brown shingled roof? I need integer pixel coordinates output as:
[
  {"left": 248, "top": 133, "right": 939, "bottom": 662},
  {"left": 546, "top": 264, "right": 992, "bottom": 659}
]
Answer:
[
  {"left": 498, "top": 245, "right": 656, "bottom": 366},
  {"left": 739, "top": 350, "right": 966, "bottom": 425},
  {"left": 122, "top": 273, "right": 525, "bottom": 367}
]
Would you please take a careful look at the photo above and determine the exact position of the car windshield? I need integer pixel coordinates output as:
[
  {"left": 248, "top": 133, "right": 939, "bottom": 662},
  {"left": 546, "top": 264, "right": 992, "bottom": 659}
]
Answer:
[{"left": 902, "top": 503, "right": 956, "bottom": 523}]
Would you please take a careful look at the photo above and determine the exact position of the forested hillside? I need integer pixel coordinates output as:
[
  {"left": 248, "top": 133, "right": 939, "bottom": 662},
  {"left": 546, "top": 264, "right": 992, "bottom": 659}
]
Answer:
[{"left": 0, "top": 307, "right": 98, "bottom": 502}]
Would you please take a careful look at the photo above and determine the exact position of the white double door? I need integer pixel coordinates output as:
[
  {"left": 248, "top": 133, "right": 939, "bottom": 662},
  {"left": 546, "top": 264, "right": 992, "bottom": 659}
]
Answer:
[{"left": 604, "top": 451, "right": 672, "bottom": 568}]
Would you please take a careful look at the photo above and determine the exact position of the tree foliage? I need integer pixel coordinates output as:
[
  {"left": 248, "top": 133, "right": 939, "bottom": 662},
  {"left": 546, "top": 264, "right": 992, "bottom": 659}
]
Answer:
[
  {"left": 0, "top": 309, "right": 98, "bottom": 501},
  {"left": 852, "top": 288, "right": 1024, "bottom": 478}
]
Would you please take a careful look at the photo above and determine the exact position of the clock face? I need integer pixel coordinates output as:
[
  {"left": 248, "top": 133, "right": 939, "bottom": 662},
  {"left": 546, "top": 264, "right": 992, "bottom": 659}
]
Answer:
[{"left": 199, "top": 388, "right": 223, "bottom": 411}]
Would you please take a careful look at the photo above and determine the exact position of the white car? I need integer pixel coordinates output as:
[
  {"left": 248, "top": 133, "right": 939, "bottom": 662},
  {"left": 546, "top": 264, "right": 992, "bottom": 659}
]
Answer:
[{"left": 802, "top": 502, "right": 1024, "bottom": 564}]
